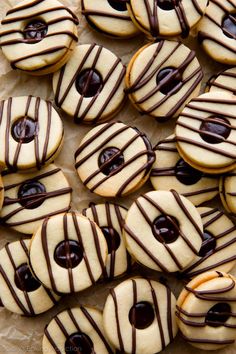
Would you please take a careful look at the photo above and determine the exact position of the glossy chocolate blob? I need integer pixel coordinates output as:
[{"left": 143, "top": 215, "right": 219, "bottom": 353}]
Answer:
[
  {"left": 205, "top": 303, "right": 231, "bottom": 327},
  {"left": 107, "top": 0, "right": 127, "bottom": 11},
  {"left": 101, "top": 227, "right": 121, "bottom": 254},
  {"left": 153, "top": 215, "right": 179, "bottom": 244},
  {"left": 98, "top": 147, "right": 125, "bottom": 176},
  {"left": 175, "top": 158, "right": 203, "bottom": 185},
  {"left": 54, "top": 240, "right": 83, "bottom": 269},
  {"left": 15, "top": 263, "right": 41, "bottom": 292},
  {"left": 76, "top": 69, "right": 103, "bottom": 97},
  {"left": 198, "top": 230, "right": 216, "bottom": 257},
  {"left": 200, "top": 117, "right": 231, "bottom": 144},
  {"left": 18, "top": 181, "right": 46, "bottom": 209},
  {"left": 65, "top": 333, "right": 94, "bottom": 354},
  {"left": 11, "top": 117, "right": 37, "bottom": 143},
  {"left": 24, "top": 20, "right": 48, "bottom": 43},
  {"left": 157, "top": 0, "right": 180, "bottom": 11},
  {"left": 129, "top": 301, "right": 155, "bottom": 329},
  {"left": 222, "top": 13, "right": 236, "bottom": 39},
  {"left": 156, "top": 67, "right": 182, "bottom": 95}
]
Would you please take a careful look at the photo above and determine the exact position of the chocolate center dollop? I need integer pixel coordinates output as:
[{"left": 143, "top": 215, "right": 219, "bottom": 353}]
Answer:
[
  {"left": 157, "top": 0, "right": 180, "bottom": 11},
  {"left": 205, "top": 303, "right": 231, "bottom": 327},
  {"left": 98, "top": 147, "right": 125, "bottom": 176},
  {"left": 200, "top": 117, "right": 231, "bottom": 144},
  {"left": 101, "top": 227, "right": 121, "bottom": 254},
  {"left": 54, "top": 240, "right": 83, "bottom": 269},
  {"left": 18, "top": 181, "right": 46, "bottom": 209},
  {"left": 15, "top": 263, "right": 41, "bottom": 292},
  {"left": 65, "top": 333, "right": 94, "bottom": 354},
  {"left": 222, "top": 13, "right": 236, "bottom": 39},
  {"left": 153, "top": 215, "right": 179, "bottom": 244},
  {"left": 156, "top": 67, "right": 182, "bottom": 95},
  {"left": 107, "top": 0, "right": 127, "bottom": 11},
  {"left": 23, "top": 20, "right": 48, "bottom": 43},
  {"left": 175, "top": 158, "right": 203, "bottom": 185},
  {"left": 198, "top": 230, "right": 216, "bottom": 257},
  {"left": 129, "top": 301, "right": 155, "bottom": 329},
  {"left": 76, "top": 69, "right": 103, "bottom": 97},
  {"left": 12, "top": 117, "right": 37, "bottom": 143}
]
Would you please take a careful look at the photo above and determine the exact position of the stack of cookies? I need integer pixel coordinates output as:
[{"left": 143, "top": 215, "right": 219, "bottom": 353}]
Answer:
[{"left": 0, "top": 0, "right": 236, "bottom": 354}]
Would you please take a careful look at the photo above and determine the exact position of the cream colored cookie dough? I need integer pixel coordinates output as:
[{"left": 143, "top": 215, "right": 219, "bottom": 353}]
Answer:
[
  {"left": 207, "top": 67, "right": 236, "bottom": 95},
  {"left": 181, "top": 207, "right": 236, "bottom": 278},
  {"left": 53, "top": 44, "right": 126, "bottom": 124},
  {"left": 150, "top": 135, "right": 219, "bottom": 206},
  {"left": 43, "top": 306, "right": 113, "bottom": 354},
  {"left": 0, "top": 164, "right": 72, "bottom": 235},
  {"left": 82, "top": 0, "right": 139, "bottom": 38},
  {"left": 220, "top": 170, "right": 236, "bottom": 216},
  {"left": 175, "top": 92, "right": 236, "bottom": 173},
  {"left": 75, "top": 121, "right": 155, "bottom": 197},
  {"left": 176, "top": 271, "right": 236, "bottom": 350},
  {"left": 0, "top": 0, "right": 79, "bottom": 75},
  {"left": 123, "top": 190, "right": 203, "bottom": 273},
  {"left": 0, "top": 96, "right": 64, "bottom": 171},
  {"left": 82, "top": 202, "right": 130, "bottom": 280},
  {"left": 29, "top": 212, "right": 108, "bottom": 294},
  {"left": 127, "top": 0, "right": 208, "bottom": 38},
  {"left": 198, "top": 0, "right": 236, "bottom": 65},
  {"left": 126, "top": 40, "right": 203, "bottom": 120},
  {"left": 0, "top": 239, "right": 60, "bottom": 316},
  {"left": 103, "top": 277, "right": 178, "bottom": 354}
]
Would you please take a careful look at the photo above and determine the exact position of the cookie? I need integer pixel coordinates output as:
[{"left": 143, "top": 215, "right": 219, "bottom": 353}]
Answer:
[
  {"left": 127, "top": 0, "right": 208, "bottom": 38},
  {"left": 81, "top": 0, "right": 139, "bottom": 38},
  {"left": 181, "top": 207, "right": 236, "bottom": 279},
  {"left": 75, "top": 121, "right": 155, "bottom": 197},
  {"left": 103, "top": 277, "right": 177, "bottom": 354},
  {"left": 150, "top": 135, "right": 219, "bottom": 206},
  {"left": 0, "top": 239, "right": 60, "bottom": 316},
  {"left": 82, "top": 202, "right": 131, "bottom": 280},
  {"left": 53, "top": 44, "right": 126, "bottom": 124},
  {"left": 123, "top": 190, "right": 203, "bottom": 273},
  {"left": 29, "top": 212, "right": 108, "bottom": 294},
  {"left": 0, "top": 96, "right": 64, "bottom": 171},
  {"left": 176, "top": 271, "right": 236, "bottom": 350},
  {"left": 0, "top": 0, "right": 79, "bottom": 75},
  {"left": 175, "top": 91, "right": 236, "bottom": 174},
  {"left": 0, "top": 164, "right": 72, "bottom": 235},
  {"left": 220, "top": 170, "right": 236, "bottom": 216},
  {"left": 207, "top": 67, "right": 236, "bottom": 95},
  {"left": 43, "top": 306, "right": 113, "bottom": 354},
  {"left": 0, "top": 176, "right": 4, "bottom": 211},
  {"left": 125, "top": 40, "right": 203, "bottom": 121},
  {"left": 198, "top": 0, "right": 236, "bottom": 65}
]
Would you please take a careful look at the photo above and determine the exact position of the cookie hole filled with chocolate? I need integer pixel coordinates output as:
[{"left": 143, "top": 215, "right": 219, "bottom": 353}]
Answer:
[
  {"left": 107, "top": 0, "right": 127, "bottom": 11},
  {"left": 11, "top": 117, "right": 37, "bottom": 144},
  {"left": 152, "top": 215, "right": 179, "bottom": 244},
  {"left": 15, "top": 263, "right": 41, "bottom": 292},
  {"left": 156, "top": 0, "right": 180, "bottom": 11},
  {"left": 205, "top": 303, "right": 231, "bottom": 327},
  {"left": 222, "top": 13, "right": 236, "bottom": 39},
  {"left": 76, "top": 69, "right": 103, "bottom": 98},
  {"left": 101, "top": 227, "right": 121, "bottom": 254},
  {"left": 198, "top": 230, "right": 216, "bottom": 257},
  {"left": 65, "top": 332, "right": 94, "bottom": 354},
  {"left": 18, "top": 181, "right": 46, "bottom": 209},
  {"left": 199, "top": 116, "right": 231, "bottom": 144},
  {"left": 129, "top": 301, "right": 155, "bottom": 329},
  {"left": 156, "top": 67, "right": 182, "bottom": 95},
  {"left": 23, "top": 19, "right": 48, "bottom": 43},
  {"left": 175, "top": 158, "right": 203, "bottom": 185},
  {"left": 54, "top": 240, "right": 83, "bottom": 269},
  {"left": 98, "top": 147, "right": 125, "bottom": 176}
]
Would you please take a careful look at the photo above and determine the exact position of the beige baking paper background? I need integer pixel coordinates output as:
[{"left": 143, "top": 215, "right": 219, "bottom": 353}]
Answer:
[{"left": 0, "top": 0, "right": 235, "bottom": 353}]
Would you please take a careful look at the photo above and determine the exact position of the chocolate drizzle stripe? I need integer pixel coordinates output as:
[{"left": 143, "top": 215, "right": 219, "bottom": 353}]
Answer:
[
  {"left": 54, "top": 315, "right": 69, "bottom": 337},
  {"left": 180, "top": 332, "right": 235, "bottom": 345},
  {"left": 90, "top": 220, "right": 107, "bottom": 278},
  {"left": 106, "top": 203, "right": 115, "bottom": 280},
  {"left": 110, "top": 288, "right": 124, "bottom": 352},
  {"left": 177, "top": 312, "right": 236, "bottom": 328},
  {"left": 44, "top": 326, "right": 62, "bottom": 354},
  {"left": 182, "top": 187, "right": 219, "bottom": 197},
  {"left": 5, "top": 98, "right": 12, "bottom": 169},
  {"left": 200, "top": 207, "right": 220, "bottom": 218},
  {"left": 63, "top": 214, "right": 74, "bottom": 293},
  {"left": 131, "top": 279, "right": 137, "bottom": 354},
  {"left": 80, "top": 306, "right": 113, "bottom": 354},
  {"left": 185, "top": 280, "right": 236, "bottom": 301},
  {"left": 177, "top": 304, "right": 236, "bottom": 318},
  {"left": 82, "top": 9, "right": 131, "bottom": 21},
  {"left": 203, "top": 210, "right": 224, "bottom": 228},
  {"left": 42, "top": 101, "right": 52, "bottom": 164},
  {"left": 166, "top": 285, "right": 173, "bottom": 342},
  {"left": 71, "top": 212, "right": 95, "bottom": 285},
  {"left": 67, "top": 308, "right": 82, "bottom": 332},
  {"left": 7, "top": 0, "right": 46, "bottom": 14}
]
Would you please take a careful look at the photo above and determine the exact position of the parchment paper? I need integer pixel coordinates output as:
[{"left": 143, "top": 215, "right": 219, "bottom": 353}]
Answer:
[{"left": 0, "top": 1, "right": 235, "bottom": 353}]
